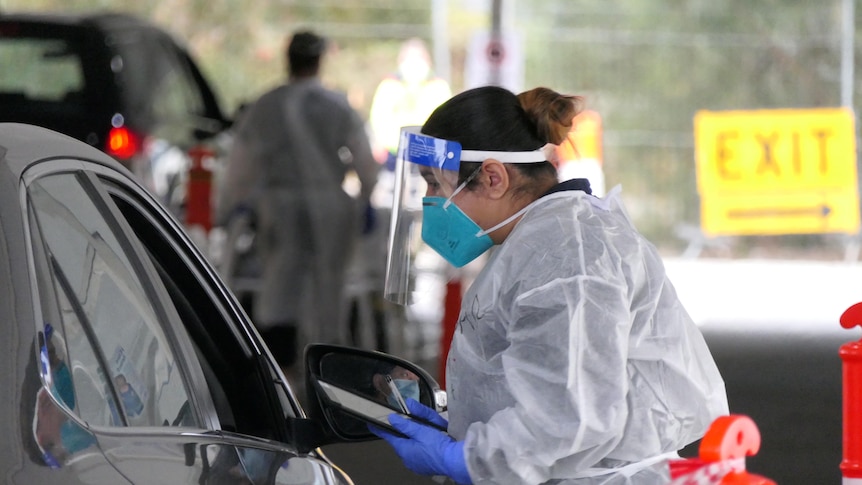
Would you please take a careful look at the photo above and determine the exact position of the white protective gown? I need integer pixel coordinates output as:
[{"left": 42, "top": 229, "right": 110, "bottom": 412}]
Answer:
[
  {"left": 445, "top": 186, "right": 728, "bottom": 485},
  {"left": 217, "top": 79, "right": 378, "bottom": 344}
]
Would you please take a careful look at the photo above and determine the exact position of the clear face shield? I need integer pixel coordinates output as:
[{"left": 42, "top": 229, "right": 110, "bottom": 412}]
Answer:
[
  {"left": 384, "top": 126, "right": 547, "bottom": 305},
  {"left": 383, "top": 127, "right": 462, "bottom": 305}
]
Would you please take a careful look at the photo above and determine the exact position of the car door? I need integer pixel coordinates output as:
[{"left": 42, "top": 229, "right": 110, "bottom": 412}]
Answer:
[
  {"left": 21, "top": 151, "right": 350, "bottom": 484},
  {"left": 94, "top": 163, "right": 351, "bottom": 485}
]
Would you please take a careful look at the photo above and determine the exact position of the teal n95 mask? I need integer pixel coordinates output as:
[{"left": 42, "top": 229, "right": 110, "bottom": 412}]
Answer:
[
  {"left": 421, "top": 169, "right": 534, "bottom": 268},
  {"left": 384, "top": 126, "right": 547, "bottom": 305},
  {"left": 421, "top": 195, "right": 493, "bottom": 268}
]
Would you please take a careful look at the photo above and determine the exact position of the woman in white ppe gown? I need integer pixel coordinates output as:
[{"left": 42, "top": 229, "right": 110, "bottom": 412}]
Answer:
[{"left": 377, "top": 86, "right": 728, "bottom": 485}]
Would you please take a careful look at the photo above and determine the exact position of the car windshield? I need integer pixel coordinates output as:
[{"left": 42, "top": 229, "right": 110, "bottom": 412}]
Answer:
[{"left": 0, "top": 34, "right": 85, "bottom": 104}]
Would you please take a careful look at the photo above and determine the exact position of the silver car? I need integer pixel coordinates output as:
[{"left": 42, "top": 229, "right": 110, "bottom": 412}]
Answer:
[{"left": 0, "top": 122, "right": 444, "bottom": 484}]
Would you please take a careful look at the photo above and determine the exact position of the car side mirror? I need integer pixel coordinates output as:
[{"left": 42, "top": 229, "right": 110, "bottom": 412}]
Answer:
[{"left": 303, "top": 344, "right": 446, "bottom": 443}]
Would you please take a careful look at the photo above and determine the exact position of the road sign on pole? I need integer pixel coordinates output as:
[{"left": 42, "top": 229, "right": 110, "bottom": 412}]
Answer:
[
  {"left": 464, "top": 30, "right": 523, "bottom": 93},
  {"left": 694, "top": 107, "right": 860, "bottom": 236}
]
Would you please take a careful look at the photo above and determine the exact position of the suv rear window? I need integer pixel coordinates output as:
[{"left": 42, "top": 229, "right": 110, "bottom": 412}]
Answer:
[
  {"left": 0, "top": 34, "right": 85, "bottom": 104},
  {"left": 114, "top": 33, "right": 207, "bottom": 124}
]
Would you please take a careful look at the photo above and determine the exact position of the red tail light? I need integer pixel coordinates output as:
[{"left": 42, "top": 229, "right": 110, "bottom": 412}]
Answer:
[{"left": 106, "top": 126, "right": 140, "bottom": 160}]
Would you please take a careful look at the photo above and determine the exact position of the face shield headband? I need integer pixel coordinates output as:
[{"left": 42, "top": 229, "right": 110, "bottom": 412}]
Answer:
[
  {"left": 384, "top": 126, "right": 547, "bottom": 305},
  {"left": 400, "top": 128, "right": 549, "bottom": 194}
]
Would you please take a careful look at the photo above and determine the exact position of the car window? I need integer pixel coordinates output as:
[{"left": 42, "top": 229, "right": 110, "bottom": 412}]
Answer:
[
  {"left": 117, "top": 32, "right": 205, "bottom": 126},
  {"left": 101, "top": 174, "right": 299, "bottom": 443},
  {"left": 27, "top": 171, "right": 195, "bottom": 428},
  {"left": 149, "top": 43, "right": 206, "bottom": 124},
  {"left": 0, "top": 36, "right": 85, "bottom": 103}
]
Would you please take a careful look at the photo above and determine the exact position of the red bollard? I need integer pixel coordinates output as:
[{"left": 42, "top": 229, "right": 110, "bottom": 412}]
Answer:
[
  {"left": 668, "top": 415, "right": 776, "bottom": 484},
  {"left": 186, "top": 144, "right": 214, "bottom": 233},
  {"left": 438, "top": 278, "right": 462, "bottom": 388},
  {"left": 839, "top": 302, "right": 862, "bottom": 483}
]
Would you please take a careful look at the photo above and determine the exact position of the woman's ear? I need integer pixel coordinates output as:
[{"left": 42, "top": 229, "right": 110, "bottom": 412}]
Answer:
[{"left": 481, "top": 159, "right": 510, "bottom": 200}]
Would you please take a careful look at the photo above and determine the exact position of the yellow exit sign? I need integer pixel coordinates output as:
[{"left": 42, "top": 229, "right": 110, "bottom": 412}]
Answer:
[{"left": 694, "top": 108, "right": 860, "bottom": 236}]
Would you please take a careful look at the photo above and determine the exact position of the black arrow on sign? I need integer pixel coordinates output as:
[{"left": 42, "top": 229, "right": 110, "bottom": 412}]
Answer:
[{"left": 726, "top": 205, "right": 832, "bottom": 219}]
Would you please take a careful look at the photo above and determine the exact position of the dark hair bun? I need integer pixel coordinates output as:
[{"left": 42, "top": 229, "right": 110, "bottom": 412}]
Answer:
[{"left": 517, "top": 87, "right": 584, "bottom": 145}]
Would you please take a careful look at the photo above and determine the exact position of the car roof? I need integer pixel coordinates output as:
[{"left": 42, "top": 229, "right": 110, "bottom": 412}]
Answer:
[
  {"left": 0, "top": 10, "right": 156, "bottom": 31},
  {"left": 0, "top": 122, "right": 122, "bottom": 180}
]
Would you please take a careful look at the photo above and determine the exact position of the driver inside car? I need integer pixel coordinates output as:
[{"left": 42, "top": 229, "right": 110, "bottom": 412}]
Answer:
[{"left": 370, "top": 363, "right": 420, "bottom": 411}]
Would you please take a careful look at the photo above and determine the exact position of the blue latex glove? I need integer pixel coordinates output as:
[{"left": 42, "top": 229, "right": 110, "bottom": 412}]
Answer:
[
  {"left": 403, "top": 398, "right": 448, "bottom": 429},
  {"left": 371, "top": 399, "right": 472, "bottom": 485}
]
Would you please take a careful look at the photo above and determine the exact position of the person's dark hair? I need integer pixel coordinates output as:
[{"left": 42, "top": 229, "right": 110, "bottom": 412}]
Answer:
[
  {"left": 287, "top": 30, "right": 327, "bottom": 77},
  {"left": 422, "top": 86, "right": 583, "bottom": 198}
]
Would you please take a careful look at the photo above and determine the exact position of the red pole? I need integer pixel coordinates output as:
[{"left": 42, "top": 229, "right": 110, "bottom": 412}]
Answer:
[
  {"left": 840, "top": 302, "right": 862, "bottom": 481},
  {"left": 668, "top": 415, "right": 776, "bottom": 484},
  {"left": 438, "top": 278, "right": 461, "bottom": 388},
  {"left": 186, "top": 144, "right": 214, "bottom": 232}
]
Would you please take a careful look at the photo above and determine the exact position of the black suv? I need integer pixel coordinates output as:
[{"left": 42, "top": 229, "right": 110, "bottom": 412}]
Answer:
[{"left": 0, "top": 11, "right": 230, "bottom": 207}]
